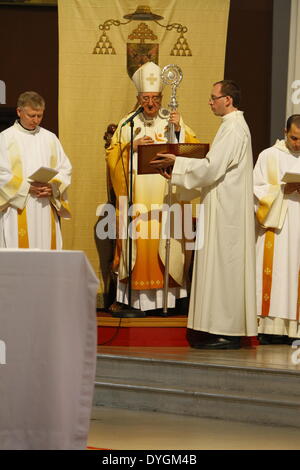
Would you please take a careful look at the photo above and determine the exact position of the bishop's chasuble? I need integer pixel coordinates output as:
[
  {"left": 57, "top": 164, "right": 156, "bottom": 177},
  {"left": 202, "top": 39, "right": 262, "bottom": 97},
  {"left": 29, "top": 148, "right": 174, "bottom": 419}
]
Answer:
[{"left": 106, "top": 112, "right": 199, "bottom": 311}]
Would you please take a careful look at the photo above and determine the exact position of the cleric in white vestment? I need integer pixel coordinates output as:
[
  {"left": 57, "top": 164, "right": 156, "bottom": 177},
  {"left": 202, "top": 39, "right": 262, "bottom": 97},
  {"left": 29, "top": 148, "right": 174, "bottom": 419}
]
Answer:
[
  {"left": 0, "top": 91, "right": 72, "bottom": 249},
  {"left": 150, "top": 80, "right": 257, "bottom": 349},
  {"left": 254, "top": 114, "right": 300, "bottom": 343}
]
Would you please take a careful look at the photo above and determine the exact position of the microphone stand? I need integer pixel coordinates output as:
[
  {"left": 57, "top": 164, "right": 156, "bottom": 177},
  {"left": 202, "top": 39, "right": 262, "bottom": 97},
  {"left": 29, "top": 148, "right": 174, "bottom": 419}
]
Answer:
[{"left": 112, "top": 116, "right": 146, "bottom": 318}]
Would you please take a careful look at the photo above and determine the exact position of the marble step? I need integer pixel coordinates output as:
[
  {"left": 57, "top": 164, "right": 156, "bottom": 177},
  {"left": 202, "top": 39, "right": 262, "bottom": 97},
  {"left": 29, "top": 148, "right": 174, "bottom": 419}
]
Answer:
[
  {"left": 94, "top": 351, "right": 300, "bottom": 428},
  {"left": 95, "top": 353, "right": 300, "bottom": 399},
  {"left": 93, "top": 377, "right": 300, "bottom": 428}
]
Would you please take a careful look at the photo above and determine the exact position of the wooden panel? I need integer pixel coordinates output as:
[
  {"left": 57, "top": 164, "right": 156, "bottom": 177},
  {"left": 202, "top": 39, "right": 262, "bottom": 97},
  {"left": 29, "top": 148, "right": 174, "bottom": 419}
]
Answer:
[
  {"left": 224, "top": 0, "right": 273, "bottom": 162},
  {"left": 0, "top": 5, "right": 58, "bottom": 134}
]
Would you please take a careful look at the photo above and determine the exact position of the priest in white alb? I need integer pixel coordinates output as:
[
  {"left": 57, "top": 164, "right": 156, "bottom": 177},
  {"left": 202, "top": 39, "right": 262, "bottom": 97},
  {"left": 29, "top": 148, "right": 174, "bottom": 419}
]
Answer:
[
  {"left": 254, "top": 114, "right": 300, "bottom": 344},
  {"left": 0, "top": 91, "right": 72, "bottom": 249},
  {"left": 150, "top": 80, "right": 257, "bottom": 349}
]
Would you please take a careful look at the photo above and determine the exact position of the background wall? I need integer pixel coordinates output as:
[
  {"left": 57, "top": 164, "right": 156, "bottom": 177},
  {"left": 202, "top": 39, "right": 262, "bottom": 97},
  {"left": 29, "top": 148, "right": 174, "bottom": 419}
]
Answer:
[
  {"left": 0, "top": 0, "right": 275, "bottom": 155},
  {"left": 225, "top": 0, "right": 273, "bottom": 161},
  {"left": 0, "top": 3, "right": 58, "bottom": 133}
]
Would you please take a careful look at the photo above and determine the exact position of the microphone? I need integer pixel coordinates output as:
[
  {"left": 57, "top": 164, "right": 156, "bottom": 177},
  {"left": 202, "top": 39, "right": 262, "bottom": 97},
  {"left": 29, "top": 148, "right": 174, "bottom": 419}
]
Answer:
[{"left": 121, "top": 107, "right": 144, "bottom": 127}]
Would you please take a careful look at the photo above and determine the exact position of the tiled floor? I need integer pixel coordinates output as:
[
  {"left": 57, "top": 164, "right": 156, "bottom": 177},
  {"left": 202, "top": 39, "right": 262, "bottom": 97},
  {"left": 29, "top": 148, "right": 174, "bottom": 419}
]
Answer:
[{"left": 88, "top": 406, "right": 300, "bottom": 450}]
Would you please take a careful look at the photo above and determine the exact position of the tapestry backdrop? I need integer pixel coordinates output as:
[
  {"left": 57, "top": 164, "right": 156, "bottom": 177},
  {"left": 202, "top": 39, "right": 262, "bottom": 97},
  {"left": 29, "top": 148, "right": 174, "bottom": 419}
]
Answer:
[{"left": 58, "top": 0, "right": 230, "bottom": 306}]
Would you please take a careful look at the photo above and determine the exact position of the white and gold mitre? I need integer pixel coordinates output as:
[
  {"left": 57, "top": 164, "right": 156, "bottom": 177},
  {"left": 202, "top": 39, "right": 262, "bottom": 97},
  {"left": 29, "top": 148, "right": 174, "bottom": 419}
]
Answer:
[{"left": 132, "top": 62, "right": 163, "bottom": 93}]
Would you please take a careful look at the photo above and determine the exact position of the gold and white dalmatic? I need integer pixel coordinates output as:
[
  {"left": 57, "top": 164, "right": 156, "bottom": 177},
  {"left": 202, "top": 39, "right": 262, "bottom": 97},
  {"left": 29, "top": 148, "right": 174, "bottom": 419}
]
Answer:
[
  {"left": 0, "top": 121, "right": 72, "bottom": 249},
  {"left": 254, "top": 139, "right": 300, "bottom": 338},
  {"left": 172, "top": 111, "right": 257, "bottom": 336}
]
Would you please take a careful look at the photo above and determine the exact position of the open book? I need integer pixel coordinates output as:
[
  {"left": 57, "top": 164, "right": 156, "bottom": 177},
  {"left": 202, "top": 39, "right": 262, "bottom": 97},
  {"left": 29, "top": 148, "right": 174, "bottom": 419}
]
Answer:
[
  {"left": 28, "top": 167, "right": 58, "bottom": 183},
  {"left": 282, "top": 172, "right": 300, "bottom": 183},
  {"left": 138, "top": 142, "right": 209, "bottom": 175}
]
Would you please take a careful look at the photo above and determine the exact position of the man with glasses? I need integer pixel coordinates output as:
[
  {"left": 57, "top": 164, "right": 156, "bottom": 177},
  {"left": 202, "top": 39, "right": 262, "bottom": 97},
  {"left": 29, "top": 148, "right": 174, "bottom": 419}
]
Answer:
[
  {"left": 150, "top": 80, "right": 257, "bottom": 348},
  {"left": 106, "top": 61, "right": 199, "bottom": 315}
]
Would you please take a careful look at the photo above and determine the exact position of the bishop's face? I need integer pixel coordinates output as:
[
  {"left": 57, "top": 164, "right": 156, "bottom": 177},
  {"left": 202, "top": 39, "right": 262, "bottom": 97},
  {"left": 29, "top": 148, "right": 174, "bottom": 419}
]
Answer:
[
  {"left": 138, "top": 92, "right": 162, "bottom": 118},
  {"left": 17, "top": 105, "right": 44, "bottom": 130},
  {"left": 285, "top": 123, "right": 300, "bottom": 154}
]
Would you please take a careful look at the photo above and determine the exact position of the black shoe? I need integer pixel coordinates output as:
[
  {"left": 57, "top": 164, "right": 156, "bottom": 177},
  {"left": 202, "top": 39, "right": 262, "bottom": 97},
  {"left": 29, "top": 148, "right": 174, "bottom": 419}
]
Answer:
[
  {"left": 145, "top": 308, "right": 164, "bottom": 317},
  {"left": 258, "top": 334, "right": 291, "bottom": 345},
  {"left": 186, "top": 329, "right": 213, "bottom": 348},
  {"left": 191, "top": 335, "right": 241, "bottom": 350}
]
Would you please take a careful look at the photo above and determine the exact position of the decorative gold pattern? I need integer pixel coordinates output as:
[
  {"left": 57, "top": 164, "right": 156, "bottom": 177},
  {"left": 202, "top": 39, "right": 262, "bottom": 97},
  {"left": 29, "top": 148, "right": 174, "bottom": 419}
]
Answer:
[
  {"left": 146, "top": 73, "right": 158, "bottom": 86},
  {"left": 19, "top": 228, "right": 27, "bottom": 238},
  {"left": 128, "top": 22, "right": 157, "bottom": 44},
  {"left": 93, "top": 29, "right": 116, "bottom": 55},
  {"left": 93, "top": 19, "right": 130, "bottom": 55},
  {"left": 154, "top": 21, "right": 192, "bottom": 56},
  {"left": 171, "top": 32, "right": 192, "bottom": 56},
  {"left": 93, "top": 6, "right": 192, "bottom": 60},
  {"left": 134, "top": 279, "right": 163, "bottom": 287}
]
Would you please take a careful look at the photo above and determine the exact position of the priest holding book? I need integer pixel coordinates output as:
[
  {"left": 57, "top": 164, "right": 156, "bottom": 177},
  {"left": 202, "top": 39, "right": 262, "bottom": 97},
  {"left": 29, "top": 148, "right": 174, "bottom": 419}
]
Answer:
[
  {"left": 106, "top": 61, "right": 199, "bottom": 314},
  {"left": 254, "top": 114, "right": 300, "bottom": 344},
  {"left": 0, "top": 91, "right": 72, "bottom": 249},
  {"left": 150, "top": 80, "right": 257, "bottom": 349}
]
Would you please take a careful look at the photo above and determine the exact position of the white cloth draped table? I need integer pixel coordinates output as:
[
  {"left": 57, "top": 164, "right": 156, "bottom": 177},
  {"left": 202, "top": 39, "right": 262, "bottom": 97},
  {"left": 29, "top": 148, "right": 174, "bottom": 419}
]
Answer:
[{"left": 0, "top": 250, "right": 99, "bottom": 450}]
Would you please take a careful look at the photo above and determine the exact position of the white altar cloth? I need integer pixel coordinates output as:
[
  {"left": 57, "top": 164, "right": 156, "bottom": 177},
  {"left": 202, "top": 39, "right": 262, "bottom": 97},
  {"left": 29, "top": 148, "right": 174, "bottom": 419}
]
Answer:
[{"left": 0, "top": 250, "right": 99, "bottom": 450}]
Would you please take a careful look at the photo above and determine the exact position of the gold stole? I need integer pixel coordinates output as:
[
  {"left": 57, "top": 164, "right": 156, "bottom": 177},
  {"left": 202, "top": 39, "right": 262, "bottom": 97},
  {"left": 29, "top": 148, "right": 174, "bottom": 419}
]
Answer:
[
  {"left": 261, "top": 229, "right": 275, "bottom": 317},
  {"left": 17, "top": 206, "right": 57, "bottom": 249},
  {"left": 260, "top": 151, "right": 300, "bottom": 318},
  {"left": 260, "top": 154, "right": 278, "bottom": 317},
  {"left": 297, "top": 273, "right": 300, "bottom": 322},
  {"left": 262, "top": 229, "right": 300, "bottom": 320},
  {"left": 17, "top": 208, "right": 29, "bottom": 248}
]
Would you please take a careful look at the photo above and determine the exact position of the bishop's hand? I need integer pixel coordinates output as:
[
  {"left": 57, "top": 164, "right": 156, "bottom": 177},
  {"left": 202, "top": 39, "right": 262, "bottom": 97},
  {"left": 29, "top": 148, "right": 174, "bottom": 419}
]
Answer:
[
  {"left": 133, "top": 135, "right": 154, "bottom": 152},
  {"left": 169, "top": 111, "right": 181, "bottom": 132}
]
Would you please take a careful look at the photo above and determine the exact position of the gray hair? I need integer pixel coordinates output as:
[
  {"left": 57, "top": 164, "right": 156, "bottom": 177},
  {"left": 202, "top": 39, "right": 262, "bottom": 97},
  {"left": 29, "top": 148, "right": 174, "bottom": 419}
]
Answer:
[{"left": 17, "top": 91, "right": 45, "bottom": 109}]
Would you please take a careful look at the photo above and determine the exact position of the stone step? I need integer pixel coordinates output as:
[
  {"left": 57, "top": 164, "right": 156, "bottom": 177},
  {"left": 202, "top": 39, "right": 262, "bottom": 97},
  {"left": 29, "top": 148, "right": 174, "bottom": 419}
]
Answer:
[
  {"left": 93, "top": 379, "right": 300, "bottom": 428},
  {"left": 94, "top": 351, "right": 300, "bottom": 428},
  {"left": 95, "top": 353, "right": 300, "bottom": 398}
]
